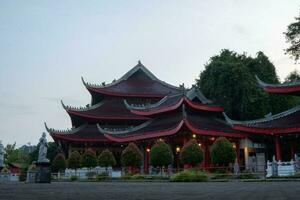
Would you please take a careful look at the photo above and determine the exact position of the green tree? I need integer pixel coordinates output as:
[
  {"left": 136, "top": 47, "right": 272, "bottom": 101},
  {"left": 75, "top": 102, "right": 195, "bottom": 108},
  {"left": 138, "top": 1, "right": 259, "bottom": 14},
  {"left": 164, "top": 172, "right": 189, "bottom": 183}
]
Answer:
[
  {"left": 4, "top": 143, "right": 30, "bottom": 166},
  {"left": 29, "top": 142, "right": 59, "bottom": 164},
  {"left": 121, "top": 143, "right": 142, "bottom": 168},
  {"left": 81, "top": 149, "right": 97, "bottom": 169},
  {"left": 98, "top": 149, "right": 116, "bottom": 172},
  {"left": 150, "top": 140, "right": 173, "bottom": 170},
  {"left": 196, "top": 49, "right": 293, "bottom": 120},
  {"left": 210, "top": 137, "right": 236, "bottom": 167},
  {"left": 52, "top": 153, "right": 67, "bottom": 172},
  {"left": 68, "top": 151, "right": 81, "bottom": 174},
  {"left": 180, "top": 139, "right": 203, "bottom": 167},
  {"left": 285, "top": 70, "right": 300, "bottom": 82},
  {"left": 284, "top": 11, "right": 300, "bottom": 61}
]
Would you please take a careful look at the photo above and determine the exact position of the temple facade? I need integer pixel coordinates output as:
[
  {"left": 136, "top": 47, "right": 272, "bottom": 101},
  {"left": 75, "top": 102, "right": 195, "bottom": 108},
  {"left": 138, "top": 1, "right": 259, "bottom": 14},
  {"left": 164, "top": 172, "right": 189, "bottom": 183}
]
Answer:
[{"left": 45, "top": 61, "right": 300, "bottom": 171}]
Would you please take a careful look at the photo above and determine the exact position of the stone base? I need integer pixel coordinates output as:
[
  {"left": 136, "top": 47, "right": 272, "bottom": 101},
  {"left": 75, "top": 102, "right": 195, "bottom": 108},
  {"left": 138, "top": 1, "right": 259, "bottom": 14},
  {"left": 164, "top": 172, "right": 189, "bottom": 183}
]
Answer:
[{"left": 35, "top": 162, "right": 51, "bottom": 183}]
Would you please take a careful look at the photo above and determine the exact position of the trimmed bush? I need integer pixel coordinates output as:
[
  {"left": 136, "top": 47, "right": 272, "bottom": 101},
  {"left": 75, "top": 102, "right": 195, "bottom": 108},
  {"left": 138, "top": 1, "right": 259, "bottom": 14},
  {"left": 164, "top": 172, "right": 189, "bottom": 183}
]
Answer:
[
  {"left": 210, "top": 137, "right": 236, "bottom": 167},
  {"left": 171, "top": 170, "right": 208, "bottom": 182},
  {"left": 86, "top": 171, "right": 97, "bottom": 180},
  {"left": 98, "top": 149, "right": 116, "bottom": 170},
  {"left": 121, "top": 143, "right": 142, "bottom": 168},
  {"left": 68, "top": 151, "right": 81, "bottom": 171},
  {"left": 81, "top": 149, "right": 97, "bottom": 169},
  {"left": 180, "top": 139, "right": 203, "bottom": 167},
  {"left": 52, "top": 153, "right": 67, "bottom": 172},
  {"left": 150, "top": 141, "right": 173, "bottom": 168}
]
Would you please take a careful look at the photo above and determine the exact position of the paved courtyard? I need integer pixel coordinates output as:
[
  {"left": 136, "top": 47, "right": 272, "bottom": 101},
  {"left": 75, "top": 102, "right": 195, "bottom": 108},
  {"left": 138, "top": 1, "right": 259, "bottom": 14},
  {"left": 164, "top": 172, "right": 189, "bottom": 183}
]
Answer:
[{"left": 1, "top": 181, "right": 300, "bottom": 200}]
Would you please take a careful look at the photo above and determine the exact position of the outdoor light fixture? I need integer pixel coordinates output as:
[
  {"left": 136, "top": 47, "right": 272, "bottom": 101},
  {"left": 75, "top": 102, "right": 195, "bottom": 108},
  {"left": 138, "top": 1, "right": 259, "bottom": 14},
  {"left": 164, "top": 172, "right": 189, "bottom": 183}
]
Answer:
[
  {"left": 146, "top": 148, "right": 150, "bottom": 152},
  {"left": 232, "top": 144, "right": 236, "bottom": 148},
  {"left": 176, "top": 147, "right": 180, "bottom": 153},
  {"left": 192, "top": 134, "right": 196, "bottom": 138},
  {"left": 198, "top": 143, "right": 201, "bottom": 146}
]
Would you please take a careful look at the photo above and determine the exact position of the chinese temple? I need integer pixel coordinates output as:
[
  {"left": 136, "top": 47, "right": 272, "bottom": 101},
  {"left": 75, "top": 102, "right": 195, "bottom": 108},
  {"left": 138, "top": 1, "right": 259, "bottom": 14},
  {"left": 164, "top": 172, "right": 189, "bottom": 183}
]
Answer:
[
  {"left": 45, "top": 61, "right": 300, "bottom": 170},
  {"left": 45, "top": 61, "right": 247, "bottom": 170}
]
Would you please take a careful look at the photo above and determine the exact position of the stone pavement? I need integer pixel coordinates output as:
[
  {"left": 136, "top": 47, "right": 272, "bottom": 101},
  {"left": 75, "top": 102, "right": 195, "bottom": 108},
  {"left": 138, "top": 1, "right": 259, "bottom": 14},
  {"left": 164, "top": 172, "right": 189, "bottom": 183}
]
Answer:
[{"left": 0, "top": 181, "right": 300, "bottom": 200}]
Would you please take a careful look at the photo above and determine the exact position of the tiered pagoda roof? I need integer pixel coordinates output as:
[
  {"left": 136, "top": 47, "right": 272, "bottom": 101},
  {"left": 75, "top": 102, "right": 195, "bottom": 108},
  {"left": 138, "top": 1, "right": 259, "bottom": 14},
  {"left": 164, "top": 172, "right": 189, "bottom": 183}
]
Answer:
[
  {"left": 46, "top": 61, "right": 247, "bottom": 143},
  {"left": 225, "top": 77, "right": 300, "bottom": 134}
]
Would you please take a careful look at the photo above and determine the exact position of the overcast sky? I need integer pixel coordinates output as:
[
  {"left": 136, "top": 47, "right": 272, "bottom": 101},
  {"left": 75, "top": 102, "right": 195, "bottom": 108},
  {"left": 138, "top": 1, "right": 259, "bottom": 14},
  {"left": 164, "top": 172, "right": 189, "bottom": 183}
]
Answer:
[{"left": 0, "top": 0, "right": 299, "bottom": 146}]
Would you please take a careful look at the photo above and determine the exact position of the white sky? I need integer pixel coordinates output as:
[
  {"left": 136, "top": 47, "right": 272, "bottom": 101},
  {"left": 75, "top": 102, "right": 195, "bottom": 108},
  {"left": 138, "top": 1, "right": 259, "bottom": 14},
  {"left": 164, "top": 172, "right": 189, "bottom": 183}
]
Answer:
[{"left": 0, "top": 0, "right": 299, "bottom": 146}]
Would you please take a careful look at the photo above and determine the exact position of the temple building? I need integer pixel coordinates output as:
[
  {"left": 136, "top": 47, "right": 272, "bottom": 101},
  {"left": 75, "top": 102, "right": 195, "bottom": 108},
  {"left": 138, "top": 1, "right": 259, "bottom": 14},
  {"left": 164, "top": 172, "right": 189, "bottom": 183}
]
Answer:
[
  {"left": 225, "top": 76, "right": 300, "bottom": 163},
  {"left": 45, "top": 61, "right": 300, "bottom": 170}
]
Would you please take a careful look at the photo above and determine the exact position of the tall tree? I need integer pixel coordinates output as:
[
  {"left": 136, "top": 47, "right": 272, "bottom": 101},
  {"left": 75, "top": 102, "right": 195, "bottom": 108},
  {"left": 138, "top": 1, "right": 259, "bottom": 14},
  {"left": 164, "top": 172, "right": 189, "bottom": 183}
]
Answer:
[
  {"left": 81, "top": 149, "right": 97, "bottom": 169},
  {"left": 52, "top": 153, "right": 67, "bottom": 173},
  {"left": 196, "top": 49, "right": 293, "bottom": 120},
  {"left": 210, "top": 137, "right": 236, "bottom": 167},
  {"left": 68, "top": 151, "right": 81, "bottom": 174},
  {"left": 284, "top": 11, "right": 300, "bottom": 61},
  {"left": 98, "top": 149, "right": 116, "bottom": 172},
  {"left": 180, "top": 139, "right": 203, "bottom": 167},
  {"left": 285, "top": 70, "right": 300, "bottom": 82}
]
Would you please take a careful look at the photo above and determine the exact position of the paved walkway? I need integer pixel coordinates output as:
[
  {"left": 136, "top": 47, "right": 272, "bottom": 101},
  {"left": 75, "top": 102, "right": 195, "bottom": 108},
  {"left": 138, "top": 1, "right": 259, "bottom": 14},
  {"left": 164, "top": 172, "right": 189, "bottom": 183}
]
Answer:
[{"left": 1, "top": 181, "right": 300, "bottom": 200}]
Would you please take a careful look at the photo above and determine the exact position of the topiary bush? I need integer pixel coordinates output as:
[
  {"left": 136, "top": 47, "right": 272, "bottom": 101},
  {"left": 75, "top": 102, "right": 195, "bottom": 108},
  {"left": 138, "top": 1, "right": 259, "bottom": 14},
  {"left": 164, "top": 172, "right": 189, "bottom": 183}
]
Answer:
[
  {"left": 180, "top": 139, "right": 203, "bottom": 167},
  {"left": 96, "top": 172, "right": 109, "bottom": 181},
  {"left": 170, "top": 170, "right": 208, "bottom": 182},
  {"left": 98, "top": 149, "right": 116, "bottom": 171},
  {"left": 52, "top": 153, "right": 67, "bottom": 173},
  {"left": 70, "top": 175, "right": 78, "bottom": 181},
  {"left": 150, "top": 140, "right": 173, "bottom": 170},
  {"left": 210, "top": 137, "right": 236, "bottom": 167},
  {"left": 81, "top": 149, "right": 97, "bottom": 169},
  {"left": 121, "top": 143, "right": 142, "bottom": 169},
  {"left": 68, "top": 151, "right": 81, "bottom": 172}
]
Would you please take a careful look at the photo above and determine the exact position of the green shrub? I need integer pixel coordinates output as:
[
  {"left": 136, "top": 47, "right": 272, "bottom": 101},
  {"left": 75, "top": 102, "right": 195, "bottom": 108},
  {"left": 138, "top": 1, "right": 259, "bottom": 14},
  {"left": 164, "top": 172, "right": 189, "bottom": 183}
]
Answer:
[
  {"left": 210, "top": 137, "right": 236, "bottom": 167},
  {"left": 52, "top": 153, "right": 67, "bottom": 172},
  {"left": 131, "top": 174, "right": 146, "bottom": 180},
  {"left": 180, "top": 139, "right": 203, "bottom": 167},
  {"left": 150, "top": 141, "right": 173, "bottom": 168},
  {"left": 19, "top": 167, "right": 28, "bottom": 182},
  {"left": 236, "top": 170, "right": 258, "bottom": 179},
  {"left": 96, "top": 172, "right": 109, "bottom": 181},
  {"left": 70, "top": 176, "right": 78, "bottom": 181},
  {"left": 171, "top": 170, "right": 208, "bottom": 182},
  {"left": 98, "top": 149, "right": 116, "bottom": 170},
  {"left": 121, "top": 143, "right": 143, "bottom": 168},
  {"left": 68, "top": 151, "right": 81, "bottom": 171},
  {"left": 81, "top": 149, "right": 97, "bottom": 169},
  {"left": 121, "top": 172, "right": 135, "bottom": 180}
]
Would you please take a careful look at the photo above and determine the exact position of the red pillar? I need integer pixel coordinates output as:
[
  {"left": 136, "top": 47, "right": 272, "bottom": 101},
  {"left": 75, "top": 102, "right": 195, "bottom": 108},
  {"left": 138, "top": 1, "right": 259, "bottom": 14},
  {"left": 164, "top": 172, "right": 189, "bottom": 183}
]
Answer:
[
  {"left": 236, "top": 140, "right": 240, "bottom": 165},
  {"left": 275, "top": 135, "right": 282, "bottom": 161}
]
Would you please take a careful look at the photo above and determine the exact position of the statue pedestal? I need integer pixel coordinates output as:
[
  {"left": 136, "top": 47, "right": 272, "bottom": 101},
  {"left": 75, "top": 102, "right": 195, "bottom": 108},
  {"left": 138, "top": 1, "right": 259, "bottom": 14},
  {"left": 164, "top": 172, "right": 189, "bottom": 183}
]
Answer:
[{"left": 35, "top": 162, "right": 51, "bottom": 183}]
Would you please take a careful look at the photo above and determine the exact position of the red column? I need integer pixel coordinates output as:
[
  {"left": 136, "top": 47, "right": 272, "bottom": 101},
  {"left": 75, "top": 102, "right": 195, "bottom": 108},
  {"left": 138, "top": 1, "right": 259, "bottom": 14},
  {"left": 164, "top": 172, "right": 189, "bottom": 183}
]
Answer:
[
  {"left": 236, "top": 140, "right": 240, "bottom": 165},
  {"left": 275, "top": 135, "right": 282, "bottom": 161}
]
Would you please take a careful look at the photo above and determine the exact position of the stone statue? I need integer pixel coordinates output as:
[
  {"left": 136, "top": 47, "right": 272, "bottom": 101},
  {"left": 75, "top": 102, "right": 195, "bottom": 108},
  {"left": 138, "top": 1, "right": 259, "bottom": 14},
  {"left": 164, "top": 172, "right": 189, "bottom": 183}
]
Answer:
[
  {"left": 38, "top": 133, "right": 49, "bottom": 163},
  {"left": 0, "top": 141, "right": 4, "bottom": 168},
  {"left": 234, "top": 158, "right": 240, "bottom": 175}
]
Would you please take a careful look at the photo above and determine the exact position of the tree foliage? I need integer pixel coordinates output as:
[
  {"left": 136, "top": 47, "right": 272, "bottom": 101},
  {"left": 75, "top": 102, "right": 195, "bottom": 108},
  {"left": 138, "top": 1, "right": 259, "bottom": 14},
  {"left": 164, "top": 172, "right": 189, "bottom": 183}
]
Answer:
[
  {"left": 81, "top": 149, "right": 97, "bottom": 169},
  {"left": 68, "top": 151, "right": 81, "bottom": 170},
  {"left": 285, "top": 70, "right": 300, "bottom": 83},
  {"left": 284, "top": 11, "right": 300, "bottom": 61},
  {"left": 150, "top": 140, "right": 173, "bottom": 167},
  {"left": 196, "top": 49, "right": 295, "bottom": 120},
  {"left": 180, "top": 139, "right": 203, "bottom": 167},
  {"left": 52, "top": 153, "right": 66, "bottom": 172},
  {"left": 121, "top": 143, "right": 142, "bottom": 167},
  {"left": 29, "top": 142, "right": 59, "bottom": 164},
  {"left": 98, "top": 149, "right": 116, "bottom": 168},
  {"left": 4, "top": 143, "right": 30, "bottom": 166},
  {"left": 210, "top": 137, "right": 236, "bottom": 166}
]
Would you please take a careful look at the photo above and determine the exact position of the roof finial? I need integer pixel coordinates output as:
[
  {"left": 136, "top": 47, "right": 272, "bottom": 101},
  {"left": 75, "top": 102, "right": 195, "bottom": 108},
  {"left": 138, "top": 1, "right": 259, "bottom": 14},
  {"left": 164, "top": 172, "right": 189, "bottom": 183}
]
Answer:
[{"left": 138, "top": 60, "right": 142, "bottom": 65}]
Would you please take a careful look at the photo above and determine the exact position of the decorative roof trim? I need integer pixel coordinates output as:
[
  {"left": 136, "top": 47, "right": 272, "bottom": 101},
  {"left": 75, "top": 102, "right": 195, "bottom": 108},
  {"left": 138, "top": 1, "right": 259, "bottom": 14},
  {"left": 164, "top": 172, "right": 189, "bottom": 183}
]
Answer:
[
  {"left": 97, "top": 120, "right": 153, "bottom": 135},
  {"left": 124, "top": 93, "right": 181, "bottom": 110},
  {"left": 184, "top": 97, "right": 224, "bottom": 112},
  {"left": 256, "top": 75, "right": 300, "bottom": 87},
  {"left": 186, "top": 87, "right": 212, "bottom": 104},
  {"left": 233, "top": 124, "right": 300, "bottom": 134},
  {"left": 184, "top": 119, "right": 246, "bottom": 138},
  {"left": 82, "top": 61, "right": 181, "bottom": 90},
  {"left": 44, "top": 122, "right": 86, "bottom": 134},
  {"left": 223, "top": 105, "right": 300, "bottom": 126},
  {"left": 103, "top": 120, "right": 184, "bottom": 142},
  {"left": 61, "top": 100, "right": 104, "bottom": 112}
]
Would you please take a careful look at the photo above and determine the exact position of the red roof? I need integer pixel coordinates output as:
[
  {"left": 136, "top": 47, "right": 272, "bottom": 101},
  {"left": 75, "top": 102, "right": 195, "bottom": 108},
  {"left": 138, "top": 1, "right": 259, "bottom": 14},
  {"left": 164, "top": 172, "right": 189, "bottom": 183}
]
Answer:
[
  {"left": 224, "top": 106, "right": 300, "bottom": 134},
  {"left": 82, "top": 62, "right": 182, "bottom": 97},
  {"left": 256, "top": 76, "right": 300, "bottom": 96}
]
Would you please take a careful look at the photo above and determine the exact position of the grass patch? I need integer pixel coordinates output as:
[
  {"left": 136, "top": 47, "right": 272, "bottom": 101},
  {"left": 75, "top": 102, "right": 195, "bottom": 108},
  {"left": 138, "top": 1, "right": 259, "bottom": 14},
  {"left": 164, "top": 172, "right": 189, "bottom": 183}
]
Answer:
[{"left": 170, "top": 170, "right": 208, "bottom": 182}]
